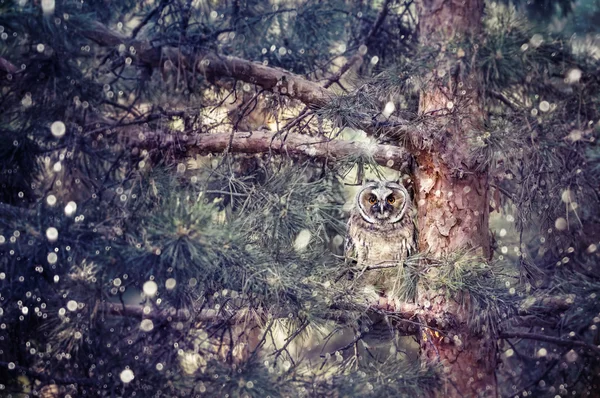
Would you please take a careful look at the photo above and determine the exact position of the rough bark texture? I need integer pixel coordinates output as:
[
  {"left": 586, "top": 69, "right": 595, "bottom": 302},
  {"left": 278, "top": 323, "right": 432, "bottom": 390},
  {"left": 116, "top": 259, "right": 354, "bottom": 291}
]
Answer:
[
  {"left": 413, "top": 0, "right": 496, "bottom": 396},
  {"left": 190, "top": 131, "right": 411, "bottom": 171}
]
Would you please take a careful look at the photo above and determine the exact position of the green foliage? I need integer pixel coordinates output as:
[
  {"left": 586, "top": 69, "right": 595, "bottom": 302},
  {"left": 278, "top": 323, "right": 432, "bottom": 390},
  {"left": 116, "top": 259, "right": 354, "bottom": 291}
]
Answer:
[{"left": 0, "top": 0, "right": 599, "bottom": 397}]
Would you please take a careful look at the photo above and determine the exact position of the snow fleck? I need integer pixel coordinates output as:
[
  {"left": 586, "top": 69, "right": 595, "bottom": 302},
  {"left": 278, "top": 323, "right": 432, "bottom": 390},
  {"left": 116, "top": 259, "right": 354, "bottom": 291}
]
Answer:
[
  {"left": 156, "top": 363, "right": 164, "bottom": 371},
  {"left": 47, "top": 252, "right": 58, "bottom": 264},
  {"left": 120, "top": 368, "right": 135, "bottom": 383},
  {"left": 53, "top": 275, "right": 59, "bottom": 283},
  {"left": 358, "top": 44, "right": 368, "bottom": 55},
  {"left": 332, "top": 235, "right": 344, "bottom": 247},
  {"left": 537, "top": 347, "right": 547, "bottom": 357},
  {"left": 143, "top": 280, "right": 158, "bottom": 297},
  {"left": 561, "top": 189, "right": 574, "bottom": 203},
  {"left": 113, "top": 278, "right": 122, "bottom": 287},
  {"left": 21, "top": 307, "right": 29, "bottom": 315},
  {"left": 64, "top": 201, "right": 77, "bottom": 217},
  {"left": 66, "top": 300, "right": 78, "bottom": 311},
  {"left": 520, "top": 43, "right": 529, "bottom": 51},
  {"left": 21, "top": 95, "right": 32, "bottom": 107},
  {"left": 165, "top": 278, "right": 177, "bottom": 290},
  {"left": 140, "top": 319, "right": 154, "bottom": 332},
  {"left": 386, "top": 159, "right": 394, "bottom": 168},
  {"left": 36, "top": 43, "right": 45, "bottom": 53},
  {"left": 46, "top": 227, "right": 58, "bottom": 242},
  {"left": 505, "top": 349, "right": 514, "bottom": 358},
  {"left": 370, "top": 56, "right": 379, "bottom": 65},
  {"left": 41, "top": 0, "right": 55, "bottom": 14},
  {"left": 46, "top": 195, "right": 57, "bottom": 206},
  {"left": 530, "top": 34, "right": 543, "bottom": 48},
  {"left": 555, "top": 217, "right": 568, "bottom": 231},
  {"left": 50, "top": 121, "right": 66, "bottom": 138},
  {"left": 499, "top": 228, "right": 507, "bottom": 237},
  {"left": 177, "top": 163, "right": 186, "bottom": 173},
  {"left": 565, "top": 350, "right": 578, "bottom": 363},
  {"left": 587, "top": 244, "right": 597, "bottom": 254},
  {"left": 446, "top": 101, "right": 454, "bottom": 110},
  {"left": 565, "top": 68, "right": 582, "bottom": 84},
  {"left": 539, "top": 101, "right": 550, "bottom": 112},
  {"left": 382, "top": 102, "right": 395, "bottom": 118},
  {"left": 294, "top": 229, "right": 311, "bottom": 252},
  {"left": 0, "top": 236, "right": 4, "bottom": 244}
]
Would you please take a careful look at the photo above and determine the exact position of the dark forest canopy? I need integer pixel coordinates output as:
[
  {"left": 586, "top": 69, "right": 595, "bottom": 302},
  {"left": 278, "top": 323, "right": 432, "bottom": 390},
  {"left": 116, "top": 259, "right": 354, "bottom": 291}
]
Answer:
[{"left": 0, "top": 0, "right": 599, "bottom": 397}]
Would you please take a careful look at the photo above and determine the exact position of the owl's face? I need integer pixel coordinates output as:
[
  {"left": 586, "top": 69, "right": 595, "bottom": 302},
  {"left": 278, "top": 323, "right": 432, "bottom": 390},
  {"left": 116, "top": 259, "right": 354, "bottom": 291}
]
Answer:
[{"left": 355, "top": 181, "right": 410, "bottom": 224}]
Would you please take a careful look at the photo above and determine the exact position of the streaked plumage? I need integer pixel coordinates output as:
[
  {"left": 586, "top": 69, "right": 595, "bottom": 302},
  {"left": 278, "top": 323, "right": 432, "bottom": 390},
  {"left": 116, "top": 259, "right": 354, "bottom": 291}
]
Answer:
[{"left": 345, "top": 181, "right": 416, "bottom": 298}]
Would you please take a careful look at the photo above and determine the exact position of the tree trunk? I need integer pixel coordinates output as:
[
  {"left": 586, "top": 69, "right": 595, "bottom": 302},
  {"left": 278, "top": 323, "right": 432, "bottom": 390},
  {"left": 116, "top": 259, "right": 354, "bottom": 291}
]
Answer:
[{"left": 413, "top": 0, "right": 497, "bottom": 396}]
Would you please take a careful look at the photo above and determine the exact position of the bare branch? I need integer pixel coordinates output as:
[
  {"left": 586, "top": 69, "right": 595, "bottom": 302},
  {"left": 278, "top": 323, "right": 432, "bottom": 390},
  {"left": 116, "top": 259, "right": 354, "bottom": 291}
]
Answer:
[
  {"left": 516, "top": 294, "right": 576, "bottom": 316},
  {"left": 79, "top": 21, "right": 331, "bottom": 107},
  {"left": 188, "top": 131, "right": 411, "bottom": 171}
]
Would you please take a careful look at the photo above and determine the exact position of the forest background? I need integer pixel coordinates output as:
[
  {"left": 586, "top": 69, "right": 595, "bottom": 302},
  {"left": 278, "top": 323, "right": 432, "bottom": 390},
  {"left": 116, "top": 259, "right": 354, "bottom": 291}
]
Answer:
[{"left": 0, "top": 0, "right": 600, "bottom": 396}]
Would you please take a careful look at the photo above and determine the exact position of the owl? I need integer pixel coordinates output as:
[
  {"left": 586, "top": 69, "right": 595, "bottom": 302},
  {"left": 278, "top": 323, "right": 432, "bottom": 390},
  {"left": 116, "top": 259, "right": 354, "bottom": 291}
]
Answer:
[{"left": 345, "top": 180, "right": 416, "bottom": 300}]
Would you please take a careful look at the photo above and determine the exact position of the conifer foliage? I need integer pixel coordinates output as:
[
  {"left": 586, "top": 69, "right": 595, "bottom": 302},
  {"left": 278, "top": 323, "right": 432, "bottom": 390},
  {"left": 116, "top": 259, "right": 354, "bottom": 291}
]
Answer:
[{"left": 0, "top": 0, "right": 599, "bottom": 396}]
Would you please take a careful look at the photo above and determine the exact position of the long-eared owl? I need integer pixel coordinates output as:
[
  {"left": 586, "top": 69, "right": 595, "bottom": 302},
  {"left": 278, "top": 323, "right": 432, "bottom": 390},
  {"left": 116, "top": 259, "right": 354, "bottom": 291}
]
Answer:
[{"left": 345, "top": 180, "right": 416, "bottom": 299}]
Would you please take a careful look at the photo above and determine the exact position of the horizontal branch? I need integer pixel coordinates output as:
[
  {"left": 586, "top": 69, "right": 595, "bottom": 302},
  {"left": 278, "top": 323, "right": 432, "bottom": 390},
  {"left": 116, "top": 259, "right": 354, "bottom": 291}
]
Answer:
[
  {"left": 80, "top": 21, "right": 331, "bottom": 108},
  {"left": 500, "top": 331, "right": 600, "bottom": 357},
  {"left": 516, "top": 294, "right": 575, "bottom": 316},
  {"left": 104, "top": 302, "right": 196, "bottom": 322},
  {"left": 188, "top": 131, "right": 411, "bottom": 171}
]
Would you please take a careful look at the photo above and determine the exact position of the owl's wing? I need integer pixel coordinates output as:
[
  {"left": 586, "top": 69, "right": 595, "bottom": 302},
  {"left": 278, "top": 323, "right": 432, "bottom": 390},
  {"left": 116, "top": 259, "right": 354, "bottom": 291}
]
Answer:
[
  {"left": 344, "top": 215, "right": 360, "bottom": 266},
  {"left": 344, "top": 230, "right": 357, "bottom": 264}
]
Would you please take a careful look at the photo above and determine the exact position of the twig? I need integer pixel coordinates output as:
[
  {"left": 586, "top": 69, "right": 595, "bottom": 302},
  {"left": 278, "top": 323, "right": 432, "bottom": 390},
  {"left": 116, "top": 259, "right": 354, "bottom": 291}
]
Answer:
[{"left": 323, "top": 0, "right": 392, "bottom": 89}]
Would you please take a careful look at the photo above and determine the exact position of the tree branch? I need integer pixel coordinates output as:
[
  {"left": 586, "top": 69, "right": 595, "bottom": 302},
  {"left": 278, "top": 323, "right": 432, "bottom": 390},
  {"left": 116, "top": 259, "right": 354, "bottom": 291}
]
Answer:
[
  {"left": 323, "top": 0, "right": 392, "bottom": 89},
  {"left": 516, "top": 294, "right": 575, "bottom": 316},
  {"left": 187, "top": 131, "right": 411, "bottom": 171},
  {"left": 500, "top": 332, "right": 600, "bottom": 357},
  {"left": 79, "top": 21, "right": 331, "bottom": 108}
]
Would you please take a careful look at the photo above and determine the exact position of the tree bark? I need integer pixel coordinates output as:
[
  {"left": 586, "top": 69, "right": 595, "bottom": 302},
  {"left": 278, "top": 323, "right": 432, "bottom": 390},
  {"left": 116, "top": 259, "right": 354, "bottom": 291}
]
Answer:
[{"left": 412, "top": 0, "right": 496, "bottom": 396}]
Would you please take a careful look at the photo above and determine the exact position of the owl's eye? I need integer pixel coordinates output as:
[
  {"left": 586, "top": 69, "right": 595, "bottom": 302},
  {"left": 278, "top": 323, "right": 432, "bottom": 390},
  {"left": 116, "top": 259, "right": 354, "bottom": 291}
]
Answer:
[
  {"left": 387, "top": 196, "right": 395, "bottom": 204},
  {"left": 368, "top": 195, "right": 377, "bottom": 205}
]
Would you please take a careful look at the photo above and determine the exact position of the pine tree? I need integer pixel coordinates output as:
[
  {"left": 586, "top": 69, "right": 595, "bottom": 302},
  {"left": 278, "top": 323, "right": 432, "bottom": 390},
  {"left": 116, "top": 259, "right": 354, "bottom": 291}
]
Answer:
[{"left": 0, "top": 0, "right": 599, "bottom": 397}]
